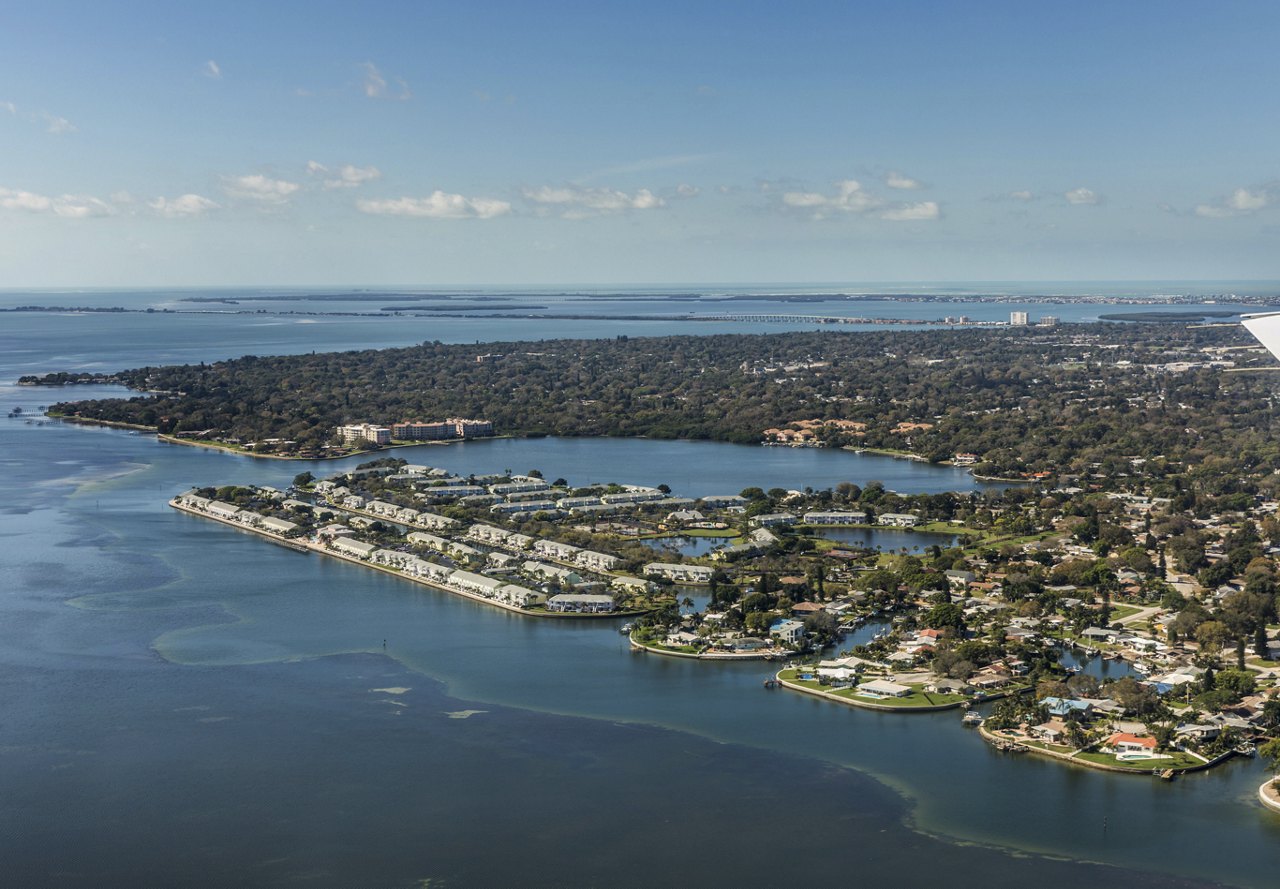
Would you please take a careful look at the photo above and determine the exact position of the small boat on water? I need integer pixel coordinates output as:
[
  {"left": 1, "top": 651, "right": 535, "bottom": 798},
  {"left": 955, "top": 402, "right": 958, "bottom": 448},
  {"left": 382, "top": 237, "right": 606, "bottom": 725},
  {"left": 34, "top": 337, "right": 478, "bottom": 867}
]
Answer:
[
  {"left": 619, "top": 622, "right": 635, "bottom": 635},
  {"left": 962, "top": 711, "right": 983, "bottom": 726}
]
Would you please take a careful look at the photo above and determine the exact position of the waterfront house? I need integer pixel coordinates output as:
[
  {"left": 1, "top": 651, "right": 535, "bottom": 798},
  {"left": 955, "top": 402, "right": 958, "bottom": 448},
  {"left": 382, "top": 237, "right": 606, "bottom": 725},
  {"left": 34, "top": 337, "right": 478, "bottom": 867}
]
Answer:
[
  {"left": 1030, "top": 719, "right": 1068, "bottom": 744},
  {"left": 497, "top": 583, "right": 545, "bottom": 608},
  {"left": 856, "top": 679, "right": 913, "bottom": 698},
  {"left": 1043, "top": 697, "right": 1094, "bottom": 720},
  {"left": 331, "top": 538, "right": 378, "bottom": 559},
  {"left": 449, "top": 570, "right": 505, "bottom": 598},
  {"left": 258, "top": 516, "right": 299, "bottom": 535},
  {"left": 205, "top": 500, "right": 243, "bottom": 520},
  {"left": 1105, "top": 732, "right": 1157, "bottom": 754},
  {"left": 769, "top": 618, "right": 806, "bottom": 646}
]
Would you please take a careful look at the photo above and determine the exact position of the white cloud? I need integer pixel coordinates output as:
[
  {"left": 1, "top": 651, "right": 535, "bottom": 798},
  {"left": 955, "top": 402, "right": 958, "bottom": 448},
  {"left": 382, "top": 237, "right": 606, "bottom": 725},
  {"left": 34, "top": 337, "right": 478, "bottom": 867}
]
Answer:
[
  {"left": 881, "top": 201, "right": 940, "bottom": 221},
  {"left": 0, "top": 186, "right": 112, "bottom": 217},
  {"left": 1193, "top": 204, "right": 1233, "bottom": 218},
  {"left": 1064, "top": 187, "right": 1101, "bottom": 205},
  {"left": 885, "top": 171, "right": 922, "bottom": 190},
  {"left": 1194, "top": 186, "right": 1274, "bottom": 218},
  {"left": 307, "top": 161, "right": 381, "bottom": 188},
  {"left": 1227, "top": 187, "right": 1269, "bottom": 211},
  {"left": 1008, "top": 190, "right": 1035, "bottom": 201},
  {"left": 148, "top": 194, "right": 219, "bottom": 218},
  {"left": 357, "top": 191, "right": 511, "bottom": 219},
  {"left": 781, "top": 179, "right": 880, "bottom": 217},
  {"left": 223, "top": 174, "right": 301, "bottom": 203},
  {"left": 204, "top": 60, "right": 222, "bottom": 79},
  {"left": 0, "top": 188, "right": 52, "bottom": 212},
  {"left": 40, "top": 112, "right": 75, "bottom": 135},
  {"left": 360, "top": 62, "right": 387, "bottom": 98},
  {"left": 358, "top": 62, "right": 410, "bottom": 100},
  {"left": 676, "top": 183, "right": 700, "bottom": 198},
  {"left": 52, "top": 195, "right": 113, "bottom": 218},
  {"left": 2, "top": 100, "right": 15, "bottom": 114},
  {"left": 522, "top": 185, "right": 665, "bottom": 217}
]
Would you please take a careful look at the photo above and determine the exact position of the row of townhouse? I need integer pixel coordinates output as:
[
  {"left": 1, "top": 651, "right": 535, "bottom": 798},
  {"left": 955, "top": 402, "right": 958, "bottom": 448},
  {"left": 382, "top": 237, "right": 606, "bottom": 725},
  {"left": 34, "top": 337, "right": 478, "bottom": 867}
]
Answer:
[
  {"left": 491, "top": 500, "right": 560, "bottom": 516},
  {"left": 422, "top": 485, "right": 489, "bottom": 500},
  {"left": 699, "top": 495, "right": 748, "bottom": 508},
  {"left": 802, "top": 510, "right": 868, "bottom": 525},
  {"left": 466, "top": 523, "right": 535, "bottom": 551},
  {"left": 752, "top": 512, "right": 796, "bottom": 528},
  {"left": 489, "top": 479, "right": 550, "bottom": 496},
  {"left": 522, "top": 560, "right": 585, "bottom": 586},
  {"left": 643, "top": 562, "right": 715, "bottom": 584},
  {"left": 600, "top": 487, "right": 666, "bottom": 506},
  {"left": 877, "top": 513, "right": 919, "bottom": 528},
  {"left": 362, "top": 499, "right": 457, "bottom": 530},
  {"left": 407, "top": 531, "right": 480, "bottom": 561},
  {"left": 531, "top": 539, "right": 625, "bottom": 573},
  {"left": 343, "top": 545, "right": 545, "bottom": 608},
  {"left": 545, "top": 593, "right": 616, "bottom": 614},
  {"left": 175, "top": 492, "right": 300, "bottom": 536}
]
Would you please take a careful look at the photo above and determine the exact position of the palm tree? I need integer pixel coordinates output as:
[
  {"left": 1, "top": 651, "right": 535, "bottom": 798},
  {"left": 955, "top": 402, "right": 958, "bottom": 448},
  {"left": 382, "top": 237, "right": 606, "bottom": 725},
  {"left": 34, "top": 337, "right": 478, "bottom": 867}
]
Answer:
[{"left": 1260, "top": 738, "right": 1280, "bottom": 789}]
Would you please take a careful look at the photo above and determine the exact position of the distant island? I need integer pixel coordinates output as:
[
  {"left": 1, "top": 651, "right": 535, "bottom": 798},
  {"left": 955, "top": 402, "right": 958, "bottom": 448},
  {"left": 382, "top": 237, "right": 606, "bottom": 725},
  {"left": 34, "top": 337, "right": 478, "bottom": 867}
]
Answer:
[{"left": 1098, "top": 311, "right": 1243, "bottom": 322}]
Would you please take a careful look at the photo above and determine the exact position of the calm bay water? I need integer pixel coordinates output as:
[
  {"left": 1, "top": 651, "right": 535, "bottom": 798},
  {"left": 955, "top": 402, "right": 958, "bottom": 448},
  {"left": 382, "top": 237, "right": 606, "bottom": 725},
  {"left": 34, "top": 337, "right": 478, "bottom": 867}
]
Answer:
[{"left": 3, "top": 290, "right": 1278, "bottom": 887}]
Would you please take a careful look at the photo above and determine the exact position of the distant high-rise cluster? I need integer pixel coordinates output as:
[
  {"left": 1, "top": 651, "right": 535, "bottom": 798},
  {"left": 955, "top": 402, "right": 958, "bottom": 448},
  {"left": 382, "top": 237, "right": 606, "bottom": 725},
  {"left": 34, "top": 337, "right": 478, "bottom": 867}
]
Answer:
[{"left": 1009, "top": 311, "right": 1029, "bottom": 327}]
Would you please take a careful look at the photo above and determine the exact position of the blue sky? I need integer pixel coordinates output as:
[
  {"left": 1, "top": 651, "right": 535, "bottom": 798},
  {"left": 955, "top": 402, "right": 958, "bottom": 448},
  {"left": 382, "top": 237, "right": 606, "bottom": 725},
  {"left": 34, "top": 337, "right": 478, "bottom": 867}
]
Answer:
[{"left": 2, "top": 0, "right": 1278, "bottom": 286}]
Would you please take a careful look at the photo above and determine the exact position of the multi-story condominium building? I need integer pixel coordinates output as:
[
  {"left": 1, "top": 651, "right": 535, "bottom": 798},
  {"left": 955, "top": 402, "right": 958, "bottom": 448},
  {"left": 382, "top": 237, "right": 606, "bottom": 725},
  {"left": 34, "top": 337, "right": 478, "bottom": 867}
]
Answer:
[{"left": 337, "top": 423, "right": 392, "bottom": 445}]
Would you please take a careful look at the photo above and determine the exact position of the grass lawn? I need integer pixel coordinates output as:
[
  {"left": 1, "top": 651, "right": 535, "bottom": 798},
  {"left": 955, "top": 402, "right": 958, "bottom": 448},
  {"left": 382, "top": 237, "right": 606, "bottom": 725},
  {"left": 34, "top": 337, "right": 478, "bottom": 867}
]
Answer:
[
  {"left": 834, "top": 687, "right": 969, "bottom": 708},
  {"left": 777, "top": 671, "right": 966, "bottom": 708},
  {"left": 1023, "top": 740, "right": 1075, "bottom": 754},
  {"left": 1109, "top": 604, "right": 1144, "bottom": 621},
  {"left": 1075, "top": 751, "right": 1202, "bottom": 771}
]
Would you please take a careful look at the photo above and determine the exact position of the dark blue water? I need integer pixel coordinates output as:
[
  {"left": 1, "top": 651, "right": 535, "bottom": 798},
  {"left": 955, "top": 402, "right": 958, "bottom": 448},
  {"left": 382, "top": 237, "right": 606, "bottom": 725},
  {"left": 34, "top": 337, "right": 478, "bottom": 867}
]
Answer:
[
  {"left": 2, "top": 295, "right": 1276, "bottom": 887},
  {"left": 814, "top": 525, "right": 962, "bottom": 551},
  {"left": 395, "top": 437, "right": 995, "bottom": 497}
]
